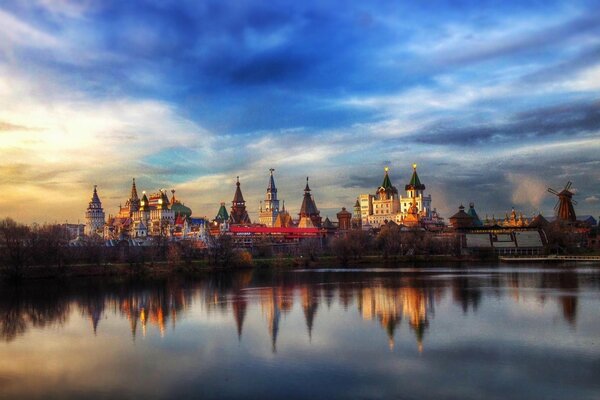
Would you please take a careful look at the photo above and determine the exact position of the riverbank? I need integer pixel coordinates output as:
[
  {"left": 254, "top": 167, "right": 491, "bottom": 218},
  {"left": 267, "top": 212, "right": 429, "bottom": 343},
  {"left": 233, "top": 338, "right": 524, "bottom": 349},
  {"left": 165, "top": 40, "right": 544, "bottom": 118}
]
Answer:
[{"left": 1, "top": 254, "right": 491, "bottom": 280}]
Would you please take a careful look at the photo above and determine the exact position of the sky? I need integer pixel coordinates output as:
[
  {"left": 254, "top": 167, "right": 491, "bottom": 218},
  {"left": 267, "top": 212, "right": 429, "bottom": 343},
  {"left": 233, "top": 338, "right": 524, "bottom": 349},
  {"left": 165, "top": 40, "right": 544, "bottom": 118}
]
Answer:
[{"left": 0, "top": 0, "right": 599, "bottom": 224}]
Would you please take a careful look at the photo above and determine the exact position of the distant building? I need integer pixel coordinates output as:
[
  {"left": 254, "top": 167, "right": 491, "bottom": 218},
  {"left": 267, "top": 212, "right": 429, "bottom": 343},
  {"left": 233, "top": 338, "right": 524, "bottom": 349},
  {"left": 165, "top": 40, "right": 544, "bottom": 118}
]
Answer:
[
  {"left": 229, "top": 177, "right": 251, "bottom": 225},
  {"left": 84, "top": 185, "right": 105, "bottom": 237},
  {"left": 337, "top": 207, "right": 352, "bottom": 231},
  {"left": 358, "top": 164, "right": 437, "bottom": 228},
  {"left": 298, "top": 177, "right": 322, "bottom": 228},
  {"left": 258, "top": 169, "right": 281, "bottom": 227},
  {"left": 449, "top": 205, "right": 474, "bottom": 229}
]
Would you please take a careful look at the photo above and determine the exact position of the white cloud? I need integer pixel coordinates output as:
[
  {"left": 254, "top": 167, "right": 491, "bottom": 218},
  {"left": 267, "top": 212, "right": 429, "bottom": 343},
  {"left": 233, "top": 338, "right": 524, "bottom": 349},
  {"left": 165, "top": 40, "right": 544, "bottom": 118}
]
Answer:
[
  {"left": 506, "top": 173, "right": 547, "bottom": 209},
  {"left": 585, "top": 195, "right": 599, "bottom": 204}
]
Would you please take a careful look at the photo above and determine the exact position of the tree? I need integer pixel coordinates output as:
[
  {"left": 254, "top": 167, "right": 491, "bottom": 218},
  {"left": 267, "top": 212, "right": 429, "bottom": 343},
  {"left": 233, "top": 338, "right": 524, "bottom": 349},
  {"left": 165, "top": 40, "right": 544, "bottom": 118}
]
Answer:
[
  {"left": 206, "top": 234, "right": 235, "bottom": 267},
  {"left": 0, "top": 218, "right": 32, "bottom": 278},
  {"left": 376, "top": 224, "right": 402, "bottom": 261}
]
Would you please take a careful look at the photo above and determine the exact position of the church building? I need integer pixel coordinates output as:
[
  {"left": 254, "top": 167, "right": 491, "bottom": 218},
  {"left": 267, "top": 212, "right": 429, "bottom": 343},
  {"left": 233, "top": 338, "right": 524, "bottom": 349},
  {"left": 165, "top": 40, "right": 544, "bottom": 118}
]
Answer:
[{"left": 358, "top": 164, "right": 435, "bottom": 228}]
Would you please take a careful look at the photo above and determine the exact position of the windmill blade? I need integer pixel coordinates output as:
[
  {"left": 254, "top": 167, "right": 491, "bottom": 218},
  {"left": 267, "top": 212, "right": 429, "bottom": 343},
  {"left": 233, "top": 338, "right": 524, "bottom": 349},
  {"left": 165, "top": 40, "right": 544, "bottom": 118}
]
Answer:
[
  {"left": 565, "top": 181, "right": 572, "bottom": 190},
  {"left": 554, "top": 200, "right": 560, "bottom": 211},
  {"left": 547, "top": 188, "right": 559, "bottom": 195}
]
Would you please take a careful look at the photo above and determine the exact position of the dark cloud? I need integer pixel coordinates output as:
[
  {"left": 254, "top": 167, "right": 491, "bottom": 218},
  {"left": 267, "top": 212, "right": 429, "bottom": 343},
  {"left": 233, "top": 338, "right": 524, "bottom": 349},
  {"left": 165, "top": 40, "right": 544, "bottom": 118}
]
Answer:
[
  {"left": 521, "top": 44, "right": 600, "bottom": 84},
  {"left": 414, "top": 99, "right": 600, "bottom": 145},
  {"left": 434, "top": 12, "right": 600, "bottom": 67}
]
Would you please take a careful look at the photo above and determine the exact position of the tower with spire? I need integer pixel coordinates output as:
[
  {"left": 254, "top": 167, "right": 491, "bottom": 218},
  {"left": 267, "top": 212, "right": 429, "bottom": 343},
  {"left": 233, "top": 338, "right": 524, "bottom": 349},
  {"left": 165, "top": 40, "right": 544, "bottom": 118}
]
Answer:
[
  {"left": 298, "top": 177, "right": 322, "bottom": 228},
  {"left": 119, "top": 178, "right": 141, "bottom": 217},
  {"left": 229, "top": 177, "right": 251, "bottom": 224},
  {"left": 84, "top": 185, "right": 105, "bottom": 237},
  {"left": 358, "top": 164, "right": 437, "bottom": 228},
  {"left": 259, "top": 168, "right": 281, "bottom": 227},
  {"left": 399, "top": 164, "right": 432, "bottom": 222}
]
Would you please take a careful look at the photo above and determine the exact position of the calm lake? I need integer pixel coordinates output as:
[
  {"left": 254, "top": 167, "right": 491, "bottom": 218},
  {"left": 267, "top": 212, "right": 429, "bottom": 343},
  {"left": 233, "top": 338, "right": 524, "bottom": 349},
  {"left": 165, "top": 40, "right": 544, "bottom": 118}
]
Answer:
[{"left": 1, "top": 264, "right": 599, "bottom": 399}]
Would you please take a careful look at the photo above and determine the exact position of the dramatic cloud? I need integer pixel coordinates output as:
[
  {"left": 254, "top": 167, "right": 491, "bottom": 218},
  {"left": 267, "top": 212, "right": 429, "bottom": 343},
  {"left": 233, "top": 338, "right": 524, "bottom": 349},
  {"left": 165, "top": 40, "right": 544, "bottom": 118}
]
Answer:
[
  {"left": 506, "top": 173, "right": 548, "bottom": 210},
  {"left": 0, "top": 0, "right": 600, "bottom": 222}
]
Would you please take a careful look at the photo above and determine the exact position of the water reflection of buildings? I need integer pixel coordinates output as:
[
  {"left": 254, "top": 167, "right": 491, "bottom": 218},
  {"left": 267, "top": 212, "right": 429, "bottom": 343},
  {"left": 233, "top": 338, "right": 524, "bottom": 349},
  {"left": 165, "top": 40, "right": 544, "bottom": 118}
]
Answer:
[
  {"left": 0, "top": 271, "right": 589, "bottom": 348},
  {"left": 358, "top": 285, "right": 435, "bottom": 351}
]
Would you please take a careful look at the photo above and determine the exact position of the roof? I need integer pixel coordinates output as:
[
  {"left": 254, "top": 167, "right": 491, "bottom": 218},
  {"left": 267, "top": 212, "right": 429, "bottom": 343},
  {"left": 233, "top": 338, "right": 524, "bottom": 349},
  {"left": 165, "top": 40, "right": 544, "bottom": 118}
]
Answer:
[
  {"left": 171, "top": 201, "right": 192, "bottom": 218},
  {"left": 229, "top": 226, "right": 320, "bottom": 234},
  {"left": 267, "top": 169, "right": 277, "bottom": 192},
  {"left": 466, "top": 203, "right": 483, "bottom": 227},
  {"left": 232, "top": 177, "right": 245, "bottom": 204},
  {"left": 405, "top": 164, "right": 425, "bottom": 190},
  {"left": 215, "top": 203, "right": 229, "bottom": 221},
  {"left": 299, "top": 177, "right": 319, "bottom": 216},
  {"left": 130, "top": 178, "right": 139, "bottom": 200},
  {"left": 381, "top": 168, "right": 393, "bottom": 190},
  {"left": 449, "top": 205, "right": 473, "bottom": 221},
  {"left": 528, "top": 214, "right": 549, "bottom": 228}
]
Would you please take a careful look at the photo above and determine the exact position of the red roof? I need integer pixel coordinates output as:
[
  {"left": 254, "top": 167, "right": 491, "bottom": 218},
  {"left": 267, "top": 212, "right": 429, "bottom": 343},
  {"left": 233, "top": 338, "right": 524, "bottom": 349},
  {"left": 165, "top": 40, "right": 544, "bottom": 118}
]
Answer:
[{"left": 229, "top": 226, "right": 320, "bottom": 234}]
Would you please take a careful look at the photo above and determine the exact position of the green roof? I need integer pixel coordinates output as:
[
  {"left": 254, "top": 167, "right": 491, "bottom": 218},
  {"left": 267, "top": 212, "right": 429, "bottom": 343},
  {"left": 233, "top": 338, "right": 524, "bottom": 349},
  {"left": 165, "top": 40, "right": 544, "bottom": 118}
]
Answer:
[
  {"left": 215, "top": 203, "right": 229, "bottom": 221},
  {"left": 381, "top": 169, "right": 393, "bottom": 189},
  {"left": 406, "top": 165, "right": 425, "bottom": 190}
]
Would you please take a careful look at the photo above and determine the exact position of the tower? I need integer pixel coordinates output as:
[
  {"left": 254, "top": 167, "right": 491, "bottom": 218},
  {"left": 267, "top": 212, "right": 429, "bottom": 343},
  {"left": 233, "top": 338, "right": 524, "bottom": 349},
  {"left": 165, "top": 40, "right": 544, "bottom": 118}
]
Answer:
[
  {"left": 352, "top": 199, "right": 362, "bottom": 229},
  {"left": 129, "top": 178, "right": 140, "bottom": 212},
  {"left": 85, "top": 185, "right": 105, "bottom": 237},
  {"left": 298, "top": 177, "right": 321, "bottom": 228},
  {"left": 230, "top": 177, "right": 251, "bottom": 224},
  {"left": 400, "top": 163, "right": 432, "bottom": 220},
  {"left": 369, "top": 167, "right": 400, "bottom": 227},
  {"left": 259, "top": 168, "right": 281, "bottom": 227}
]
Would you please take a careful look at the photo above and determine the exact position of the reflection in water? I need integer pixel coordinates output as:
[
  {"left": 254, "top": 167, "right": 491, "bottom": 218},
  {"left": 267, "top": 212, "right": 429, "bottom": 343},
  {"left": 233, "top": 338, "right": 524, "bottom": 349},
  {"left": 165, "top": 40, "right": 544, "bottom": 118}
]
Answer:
[
  {"left": 1, "top": 267, "right": 600, "bottom": 400},
  {"left": 0, "top": 267, "right": 593, "bottom": 351}
]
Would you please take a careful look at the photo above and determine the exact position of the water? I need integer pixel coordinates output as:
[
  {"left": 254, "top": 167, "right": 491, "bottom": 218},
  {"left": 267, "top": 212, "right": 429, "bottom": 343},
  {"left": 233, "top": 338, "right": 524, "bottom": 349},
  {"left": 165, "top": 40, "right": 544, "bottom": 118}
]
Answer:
[{"left": 1, "top": 264, "right": 600, "bottom": 399}]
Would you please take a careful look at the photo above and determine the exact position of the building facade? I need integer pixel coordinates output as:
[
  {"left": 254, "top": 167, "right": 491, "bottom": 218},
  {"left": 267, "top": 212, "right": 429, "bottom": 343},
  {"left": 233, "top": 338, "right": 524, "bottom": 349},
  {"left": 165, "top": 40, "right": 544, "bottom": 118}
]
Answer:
[
  {"left": 359, "top": 164, "right": 435, "bottom": 228},
  {"left": 258, "top": 169, "right": 281, "bottom": 227},
  {"left": 85, "top": 185, "right": 105, "bottom": 237}
]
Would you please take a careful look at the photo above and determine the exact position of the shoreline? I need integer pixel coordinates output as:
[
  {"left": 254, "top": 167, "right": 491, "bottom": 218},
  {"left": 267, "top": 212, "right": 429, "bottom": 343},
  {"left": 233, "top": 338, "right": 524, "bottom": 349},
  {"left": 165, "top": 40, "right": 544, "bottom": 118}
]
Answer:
[
  {"left": 4, "top": 252, "right": 600, "bottom": 281},
  {"left": 1, "top": 255, "right": 493, "bottom": 281}
]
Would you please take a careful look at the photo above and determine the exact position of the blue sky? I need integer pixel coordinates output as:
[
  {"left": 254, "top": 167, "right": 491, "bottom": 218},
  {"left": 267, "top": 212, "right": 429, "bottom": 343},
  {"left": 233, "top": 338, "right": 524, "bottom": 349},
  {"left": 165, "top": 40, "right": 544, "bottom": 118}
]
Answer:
[{"left": 0, "top": 0, "right": 599, "bottom": 223}]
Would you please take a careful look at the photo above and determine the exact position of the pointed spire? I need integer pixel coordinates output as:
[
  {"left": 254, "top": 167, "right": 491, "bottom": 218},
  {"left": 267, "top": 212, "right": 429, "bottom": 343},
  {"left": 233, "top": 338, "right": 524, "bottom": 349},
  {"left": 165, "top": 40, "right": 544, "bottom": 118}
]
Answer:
[
  {"left": 171, "top": 189, "right": 176, "bottom": 205},
  {"left": 268, "top": 168, "right": 277, "bottom": 192},
  {"left": 130, "top": 178, "right": 139, "bottom": 200},
  {"left": 233, "top": 177, "right": 245, "bottom": 204},
  {"left": 406, "top": 163, "right": 425, "bottom": 191},
  {"left": 381, "top": 167, "right": 393, "bottom": 190},
  {"left": 91, "top": 185, "right": 100, "bottom": 203},
  {"left": 304, "top": 176, "right": 311, "bottom": 192}
]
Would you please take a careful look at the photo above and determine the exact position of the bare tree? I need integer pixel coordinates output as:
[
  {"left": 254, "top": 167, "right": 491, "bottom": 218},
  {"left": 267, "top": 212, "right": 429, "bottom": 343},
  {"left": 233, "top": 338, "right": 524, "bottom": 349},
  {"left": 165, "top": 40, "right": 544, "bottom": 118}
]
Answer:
[
  {"left": 206, "top": 234, "right": 234, "bottom": 268},
  {"left": 0, "top": 218, "right": 32, "bottom": 278},
  {"left": 376, "top": 224, "right": 402, "bottom": 261}
]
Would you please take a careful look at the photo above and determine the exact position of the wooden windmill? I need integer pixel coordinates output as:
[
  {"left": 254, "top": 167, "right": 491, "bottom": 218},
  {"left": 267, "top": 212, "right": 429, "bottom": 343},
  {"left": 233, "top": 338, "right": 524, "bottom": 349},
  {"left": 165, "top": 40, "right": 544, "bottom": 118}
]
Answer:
[{"left": 547, "top": 181, "right": 577, "bottom": 222}]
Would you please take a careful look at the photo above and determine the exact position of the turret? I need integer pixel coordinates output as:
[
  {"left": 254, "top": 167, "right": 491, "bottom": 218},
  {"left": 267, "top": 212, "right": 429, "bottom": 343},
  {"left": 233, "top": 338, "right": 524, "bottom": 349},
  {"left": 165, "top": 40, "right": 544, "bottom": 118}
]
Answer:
[
  {"left": 230, "top": 177, "right": 251, "bottom": 224},
  {"left": 298, "top": 177, "right": 321, "bottom": 228},
  {"left": 84, "top": 185, "right": 105, "bottom": 237}
]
